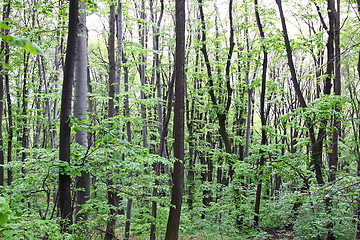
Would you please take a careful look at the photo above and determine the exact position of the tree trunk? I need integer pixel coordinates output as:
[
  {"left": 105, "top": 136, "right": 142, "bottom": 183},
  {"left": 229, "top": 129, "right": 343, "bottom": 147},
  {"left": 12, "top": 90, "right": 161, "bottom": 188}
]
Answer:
[
  {"left": 21, "top": 53, "right": 30, "bottom": 175},
  {"left": 253, "top": 0, "right": 268, "bottom": 227},
  {"left": 164, "top": 0, "right": 185, "bottom": 237},
  {"left": 276, "top": 0, "right": 324, "bottom": 185},
  {"left": 0, "top": 0, "right": 10, "bottom": 186},
  {"left": 149, "top": 0, "right": 164, "bottom": 237},
  {"left": 104, "top": 2, "right": 119, "bottom": 239},
  {"left": 326, "top": 1, "right": 340, "bottom": 239},
  {"left": 74, "top": 0, "right": 90, "bottom": 224},
  {"left": 58, "top": 0, "right": 79, "bottom": 232},
  {"left": 198, "top": 0, "right": 234, "bottom": 179}
]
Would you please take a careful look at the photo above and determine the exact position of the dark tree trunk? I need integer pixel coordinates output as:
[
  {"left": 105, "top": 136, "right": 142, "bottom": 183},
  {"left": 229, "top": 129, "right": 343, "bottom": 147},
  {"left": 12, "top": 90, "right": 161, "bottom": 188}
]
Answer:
[
  {"left": 326, "top": 1, "right": 340, "bottom": 239},
  {"left": 164, "top": 0, "right": 185, "bottom": 237},
  {"left": 104, "top": 2, "right": 119, "bottom": 239},
  {"left": 276, "top": 0, "right": 324, "bottom": 185},
  {"left": 253, "top": 0, "right": 268, "bottom": 227},
  {"left": 0, "top": 0, "right": 10, "bottom": 186},
  {"left": 58, "top": 0, "right": 79, "bottom": 232}
]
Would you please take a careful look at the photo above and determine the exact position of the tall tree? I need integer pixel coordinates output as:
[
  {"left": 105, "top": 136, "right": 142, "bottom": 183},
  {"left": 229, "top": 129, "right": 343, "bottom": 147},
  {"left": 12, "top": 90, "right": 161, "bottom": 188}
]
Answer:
[
  {"left": 58, "top": 0, "right": 79, "bottom": 232},
  {"left": 253, "top": 0, "right": 269, "bottom": 227},
  {"left": 198, "top": 0, "right": 235, "bottom": 179},
  {"left": 74, "top": 0, "right": 90, "bottom": 224},
  {"left": 0, "top": 0, "right": 10, "bottom": 186},
  {"left": 104, "top": 2, "right": 119, "bottom": 239},
  {"left": 276, "top": 0, "right": 324, "bottom": 185},
  {"left": 149, "top": 0, "right": 165, "bottom": 238},
  {"left": 164, "top": 0, "right": 185, "bottom": 237}
]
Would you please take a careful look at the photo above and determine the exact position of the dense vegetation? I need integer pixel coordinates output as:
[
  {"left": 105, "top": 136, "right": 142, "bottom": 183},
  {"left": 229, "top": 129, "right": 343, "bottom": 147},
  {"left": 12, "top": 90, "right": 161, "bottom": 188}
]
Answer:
[{"left": 0, "top": 0, "right": 359, "bottom": 239}]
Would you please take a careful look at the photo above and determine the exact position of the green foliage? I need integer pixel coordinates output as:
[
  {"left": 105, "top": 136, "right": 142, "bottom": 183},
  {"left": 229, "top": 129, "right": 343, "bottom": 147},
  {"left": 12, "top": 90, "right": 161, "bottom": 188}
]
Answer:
[{"left": 1, "top": 36, "right": 44, "bottom": 56}]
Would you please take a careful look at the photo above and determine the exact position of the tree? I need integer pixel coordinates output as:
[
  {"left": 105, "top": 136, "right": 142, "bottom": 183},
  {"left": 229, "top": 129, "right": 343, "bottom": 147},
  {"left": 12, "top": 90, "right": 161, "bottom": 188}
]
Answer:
[
  {"left": 0, "top": 0, "right": 10, "bottom": 186},
  {"left": 253, "top": 0, "right": 268, "bottom": 227},
  {"left": 74, "top": 0, "right": 90, "bottom": 224},
  {"left": 276, "top": 0, "right": 324, "bottom": 185},
  {"left": 164, "top": 0, "right": 185, "bottom": 237},
  {"left": 104, "top": 2, "right": 119, "bottom": 239},
  {"left": 58, "top": 0, "right": 79, "bottom": 232}
]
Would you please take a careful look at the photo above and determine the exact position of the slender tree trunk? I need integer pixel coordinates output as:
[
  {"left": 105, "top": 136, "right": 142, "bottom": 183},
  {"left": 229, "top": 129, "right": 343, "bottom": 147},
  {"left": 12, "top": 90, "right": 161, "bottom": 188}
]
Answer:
[
  {"left": 328, "top": 0, "right": 340, "bottom": 183},
  {"left": 5, "top": 37, "right": 12, "bottom": 187},
  {"left": 21, "top": 53, "right": 30, "bottom": 175},
  {"left": 186, "top": 49, "right": 199, "bottom": 211},
  {"left": 0, "top": 1, "right": 10, "bottom": 186},
  {"left": 355, "top": 4, "right": 360, "bottom": 239},
  {"left": 0, "top": 65, "right": 4, "bottom": 187},
  {"left": 164, "top": 0, "right": 185, "bottom": 237},
  {"left": 58, "top": 0, "right": 79, "bottom": 232},
  {"left": 104, "top": 3, "right": 119, "bottom": 239},
  {"left": 253, "top": 0, "right": 268, "bottom": 227},
  {"left": 276, "top": 0, "right": 324, "bottom": 185},
  {"left": 326, "top": 1, "right": 340, "bottom": 239},
  {"left": 39, "top": 54, "right": 56, "bottom": 149},
  {"left": 198, "top": 0, "right": 234, "bottom": 180},
  {"left": 149, "top": 0, "right": 164, "bottom": 238},
  {"left": 74, "top": 0, "right": 90, "bottom": 224}
]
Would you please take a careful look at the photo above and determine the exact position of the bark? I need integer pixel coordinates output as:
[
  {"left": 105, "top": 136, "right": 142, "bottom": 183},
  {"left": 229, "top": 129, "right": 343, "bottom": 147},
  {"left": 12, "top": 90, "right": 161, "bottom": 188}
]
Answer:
[
  {"left": 254, "top": 0, "right": 268, "bottom": 227},
  {"left": 164, "top": 0, "right": 185, "bottom": 237},
  {"left": 74, "top": 0, "right": 90, "bottom": 224},
  {"left": 59, "top": 0, "right": 79, "bottom": 232}
]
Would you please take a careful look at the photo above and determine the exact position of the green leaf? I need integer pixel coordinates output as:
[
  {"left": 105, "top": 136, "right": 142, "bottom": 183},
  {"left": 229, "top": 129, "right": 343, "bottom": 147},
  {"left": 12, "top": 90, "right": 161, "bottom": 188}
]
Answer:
[
  {"left": 0, "top": 213, "right": 8, "bottom": 227},
  {"left": 3, "top": 36, "right": 44, "bottom": 56},
  {"left": 24, "top": 41, "right": 44, "bottom": 56}
]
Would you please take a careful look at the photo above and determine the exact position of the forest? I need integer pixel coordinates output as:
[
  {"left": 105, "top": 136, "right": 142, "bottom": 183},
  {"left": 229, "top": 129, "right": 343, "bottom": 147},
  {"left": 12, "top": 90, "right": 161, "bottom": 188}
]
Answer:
[{"left": 0, "top": 0, "right": 359, "bottom": 239}]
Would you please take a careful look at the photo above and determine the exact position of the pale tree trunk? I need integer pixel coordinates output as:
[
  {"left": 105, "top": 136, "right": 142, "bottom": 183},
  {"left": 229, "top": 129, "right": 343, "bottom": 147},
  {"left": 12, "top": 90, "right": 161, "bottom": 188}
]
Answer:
[
  {"left": 74, "top": 0, "right": 90, "bottom": 225},
  {"left": 244, "top": 20, "right": 252, "bottom": 159},
  {"left": 149, "top": 0, "right": 164, "bottom": 238},
  {"left": 164, "top": 0, "right": 185, "bottom": 237},
  {"left": 139, "top": 0, "right": 148, "bottom": 149},
  {"left": 124, "top": 1, "right": 147, "bottom": 237},
  {"left": 39, "top": 54, "right": 56, "bottom": 148},
  {"left": 59, "top": 0, "right": 79, "bottom": 232}
]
